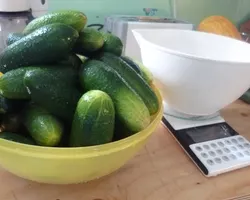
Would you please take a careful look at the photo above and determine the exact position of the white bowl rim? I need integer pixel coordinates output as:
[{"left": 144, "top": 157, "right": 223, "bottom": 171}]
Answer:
[{"left": 133, "top": 29, "right": 250, "bottom": 65}]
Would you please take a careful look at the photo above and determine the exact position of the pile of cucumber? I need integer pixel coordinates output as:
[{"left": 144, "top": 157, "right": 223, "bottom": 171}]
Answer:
[{"left": 0, "top": 10, "right": 159, "bottom": 147}]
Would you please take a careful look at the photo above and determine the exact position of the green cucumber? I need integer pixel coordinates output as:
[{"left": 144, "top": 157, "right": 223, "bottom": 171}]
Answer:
[
  {"left": 0, "top": 65, "right": 77, "bottom": 99},
  {"left": 98, "top": 53, "right": 159, "bottom": 115},
  {"left": 120, "top": 56, "right": 153, "bottom": 85},
  {"left": 79, "top": 60, "right": 150, "bottom": 133},
  {"left": 133, "top": 59, "right": 154, "bottom": 85},
  {"left": 74, "top": 28, "right": 104, "bottom": 56},
  {"left": 70, "top": 90, "right": 115, "bottom": 147},
  {"left": 23, "top": 105, "right": 64, "bottom": 147},
  {"left": 0, "top": 67, "right": 33, "bottom": 99},
  {"left": 100, "top": 32, "right": 123, "bottom": 56},
  {"left": 120, "top": 56, "right": 142, "bottom": 75},
  {"left": 0, "top": 132, "right": 35, "bottom": 145},
  {"left": 6, "top": 32, "right": 23, "bottom": 46},
  {"left": 24, "top": 67, "right": 81, "bottom": 121},
  {"left": 23, "top": 10, "right": 87, "bottom": 34},
  {"left": 0, "top": 23, "right": 79, "bottom": 73},
  {"left": 59, "top": 54, "right": 82, "bottom": 70}
]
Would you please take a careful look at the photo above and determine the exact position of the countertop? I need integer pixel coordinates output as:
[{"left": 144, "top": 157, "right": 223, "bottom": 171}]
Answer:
[{"left": 1, "top": 100, "right": 250, "bottom": 200}]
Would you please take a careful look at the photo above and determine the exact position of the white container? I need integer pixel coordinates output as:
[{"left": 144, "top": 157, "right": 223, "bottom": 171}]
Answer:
[
  {"left": 30, "top": 0, "right": 48, "bottom": 18},
  {"left": 104, "top": 16, "right": 194, "bottom": 62},
  {"left": 0, "top": 0, "right": 30, "bottom": 12},
  {"left": 0, "top": 0, "right": 48, "bottom": 16},
  {"left": 133, "top": 29, "right": 250, "bottom": 116}
]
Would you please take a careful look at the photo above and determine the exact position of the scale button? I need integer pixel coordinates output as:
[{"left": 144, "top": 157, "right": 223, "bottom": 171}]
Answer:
[
  {"left": 238, "top": 137, "right": 245, "bottom": 143},
  {"left": 217, "top": 141, "right": 224, "bottom": 147},
  {"left": 207, "top": 159, "right": 214, "bottom": 165},
  {"left": 203, "top": 144, "right": 210, "bottom": 150},
  {"left": 225, "top": 140, "right": 232, "bottom": 145},
  {"left": 229, "top": 154, "right": 237, "bottom": 160},
  {"left": 216, "top": 149, "right": 223, "bottom": 155},
  {"left": 237, "top": 152, "right": 244, "bottom": 157},
  {"left": 214, "top": 157, "right": 222, "bottom": 163},
  {"left": 222, "top": 156, "right": 229, "bottom": 161},
  {"left": 231, "top": 146, "right": 237, "bottom": 151},
  {"left": 244, "top": 151, "right": 250, "bottom": 156},
  {"left": 237, "top": 144, "right": 244, "bottom": 150},
  {"left": 223, "top": 148, "right": 230, "bottom": 153},
  {"left": 201, "top": 152, "right": 208, "bottom": 158},
  {"left": 195, "top": 146, "right": 203, "bottom": 151},
  {"left": 211, "top": 143, "right": 217, "bottom": 148},
  {"left": 243, "top": 143, "right": 250, "bottom": 148},
  {"left": 208, "top": 151, "right": 216, "bottom": 157},
  {"left": 231, "top": 138, "right": 238, "bottom": 144}
]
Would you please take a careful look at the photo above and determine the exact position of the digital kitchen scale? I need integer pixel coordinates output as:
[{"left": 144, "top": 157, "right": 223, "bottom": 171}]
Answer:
[{"left": 161, "top": 103, "right": 250, "bottom": 177}]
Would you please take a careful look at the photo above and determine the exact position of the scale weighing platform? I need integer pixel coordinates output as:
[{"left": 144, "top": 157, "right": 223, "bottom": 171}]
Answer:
[{"left": 161, "top": 105, "right": 250, "bottom": 177}]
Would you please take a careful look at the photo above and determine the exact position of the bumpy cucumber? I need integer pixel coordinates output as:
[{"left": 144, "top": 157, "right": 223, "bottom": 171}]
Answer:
[
  {"left": 23, "top": 105, "right": 64, "bottom": 147},
  {"left": 0, "top": 23, "right": 79, "bottom": 73},
  {"left": 79, "top": 59, "right": 150, "bottom": 133},
  {"left": 74, "top": 28, "right": 104, "bottom": 56},
  {"left": 6, "top": 32, "right": 23, "bottom": 46},
  {"left": 98, "top": 52, "right": 159, "bottom": 115},
  {"left": 24, "top": 67, "right": 81, "bottom": 122},
  {"left": 70, "top": 90, "right": 115, "bottom": 147},
  {"left": 23, "top": 10, "right": 87, "bottom": 34},
  {"left": 0, "top": 67, "right": 33, "bottom": 99}
]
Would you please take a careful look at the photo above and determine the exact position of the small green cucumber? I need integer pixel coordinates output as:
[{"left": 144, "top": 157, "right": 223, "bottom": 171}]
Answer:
[
  {"left": 23, "top": 105, "right": 64, "bottom": 147},
  {"left": 70, "top": 90, "right": 115, "bottom": 147}
]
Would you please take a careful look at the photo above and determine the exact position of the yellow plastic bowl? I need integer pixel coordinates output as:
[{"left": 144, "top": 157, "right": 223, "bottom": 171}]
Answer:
[{"left": 0, "top": 85, "right": 163, "bottom": 184}]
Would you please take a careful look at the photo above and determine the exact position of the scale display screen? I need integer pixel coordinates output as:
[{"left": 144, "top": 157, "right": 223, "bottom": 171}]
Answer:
[{"left": 186, "top": 124, "right": 232, "bottom": 143}]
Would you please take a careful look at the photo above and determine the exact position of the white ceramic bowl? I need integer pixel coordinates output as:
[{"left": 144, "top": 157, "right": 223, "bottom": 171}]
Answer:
[{"left": 133, "top": 29, "right": 250, "bottom": 116}]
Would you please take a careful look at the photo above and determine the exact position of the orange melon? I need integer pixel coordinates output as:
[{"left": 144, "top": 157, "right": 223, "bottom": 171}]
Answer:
[{"left": 197, "top": 15, "right": 242, "bottom": 40}]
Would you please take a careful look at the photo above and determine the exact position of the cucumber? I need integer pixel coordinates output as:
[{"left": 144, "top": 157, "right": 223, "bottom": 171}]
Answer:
[
  {"left": 120, "top": 56, "right": 153, "bottom": 85},
  {"left": 79, "top": 60, "right": 150, "bottom": 133},
  {"left": 0, "top": 67, "right": 33, "bottom": 99},
  {"left": 98, "top": 53, "right": 159, "bottom": 115},
  {"left": 0, "top": 23, "right": 79, "bottom": 73},
  {"left": 23, "top": 105, "right": 64, "bottom": 147},
  {"left": 133, "top": 59, "right": 154, "bottom": 85},
  {"left": 0, "top": 95, "right": 27, "bottom": 114},
  {"left": 24, "top": 67, "right": 81, "bottom": 121},
  {"left": 70, "top": 90, "right": 115, "bottom": 147},
  {"left": 6, "top": 32, "right": 23, "bottom": 46},
  {"left": 23, "top": 10, "right": 87, "bottom": 34},
  {"left": 0, "top": 132, "right": 35, "bottom": 145},
  {"left": 59, "top": 54, "right": 82, "bottom": 70},
  {"left": 0, "top": 65, "right": 77, "bottom": 99},
  {"left": 120, "top": 56, "right": 142, "bottom": 75},
  {"left": 74, "top": 28, "right": 104, "bottom": 56},
  {"left": 100, "top": 32, "right": 123, "bottom": 56}
]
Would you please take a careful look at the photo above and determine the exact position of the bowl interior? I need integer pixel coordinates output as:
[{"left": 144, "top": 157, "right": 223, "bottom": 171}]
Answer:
[
  {"left": 133, "top": 29, "right": 250, "bottom": 116},
  {"left": 0, "top": 84, "right": 163, "bottom": 158},
  {"left": 133, "top": 29, "right": 250, "bottom": 64}
]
